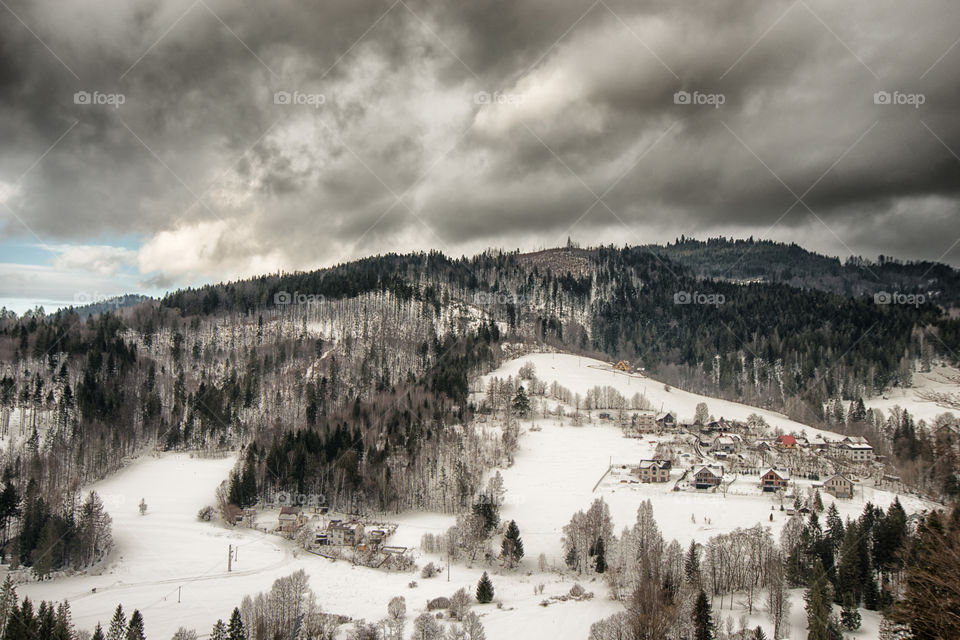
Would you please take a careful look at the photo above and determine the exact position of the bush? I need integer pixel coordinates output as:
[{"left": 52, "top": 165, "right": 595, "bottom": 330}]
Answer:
[
  {"left": 421, "top": 562, "right": 439, "bottom": 578},
  {"left": 569, "top": 584, "right": 585, "bottom": 598},
  {"left": 427, "top": 597, "right": 451, "bottom": 611},
  {"left": 197, "top": 506, "right": 214, "bottom": 521}
]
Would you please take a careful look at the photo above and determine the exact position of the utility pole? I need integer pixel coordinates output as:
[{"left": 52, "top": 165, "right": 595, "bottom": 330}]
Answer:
[
  {"left": 178, "top": 586, "right": 181, "bottom": 603},
  {"left": 228, "top": 544, "right": 233, "bottom": 572}
]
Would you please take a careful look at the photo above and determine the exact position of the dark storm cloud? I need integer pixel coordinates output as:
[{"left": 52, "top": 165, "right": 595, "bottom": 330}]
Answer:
[{"left": 1, "top": 0, "right": 959, "bottom": 291}]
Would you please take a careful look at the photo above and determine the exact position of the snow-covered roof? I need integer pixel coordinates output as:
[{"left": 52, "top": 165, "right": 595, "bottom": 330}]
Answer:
[{"left": 761, "top": 467, "right": 790, "bottom": 480}]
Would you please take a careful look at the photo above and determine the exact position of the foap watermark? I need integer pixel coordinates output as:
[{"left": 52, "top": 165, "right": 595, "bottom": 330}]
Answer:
[
  {"left": 74, "top": 291, "right": 121, "bottom": 307},
  {"left": 274, "top": 491, "right": 326, "bottom": 507},
  {"left": 674, "top": 290, "right": 725, "bottom": 306},
  {"left": 474, "top": 291, "right": 525, "bottom": 305},
  {"left": 273, "top": 90, "right": 325, "bottom": 108},
  {"left": 874, "top": 291, "right": 927, "bottom": 307},
  {"left": 474, "top": 91, "right": 524, "bottom": 106},
  {"left": 74, "top": 90, "right": 126, "bottom": 108},
  {"left": 274, "top": 290, "right": 325, "bottom": 306},
  {"left": 873, "top": 90, "right": 925, "bottom": 108},
  {"left": 674, "top": 90, "right": 725, "bottom": 108}
]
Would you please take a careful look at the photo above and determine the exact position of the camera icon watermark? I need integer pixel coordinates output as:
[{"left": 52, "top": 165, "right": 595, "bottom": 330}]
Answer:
[
  {"left": 474, "top": 91, "right": 524, "bottom": 106},
  {"left": 673, "top": 90, "right": 725, "bottom": 109},
  {"left": 274, "top": 290, "right": 325, "bottom": 306},
  {"left": 873, "top": 90, "right": 925, "bottom": 108},
  {"left": 74, "top": 91, "right": 126, "bottom": 109},
  {"left": 674, "top": 290, "right": 725, "bottom": 306},
  {"left": 273, "top": 90, "right": 325, "bottom": 108},
  {"left": 873, "top": 291, "right": 926, "bottom": 307}
]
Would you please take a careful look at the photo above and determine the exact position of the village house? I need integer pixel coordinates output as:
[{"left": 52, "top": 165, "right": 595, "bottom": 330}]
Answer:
[
  {"left": 692, "top": 465, "right": 723, "bottom": 489},
  {"left": 328, "top": 519, "right": 365, "bottom": 546},
  {"left": 838, "top": 438, "right": 874, "bottom": 462},
  {"left": 278, "top": 506, "right": 307, "bottom": 533},
  {"left": 634, "top": 411, "right": 657, "bottom": 432},
  {"left": 824, "top": 474, "right": 855, "bottom": 499},
  {"left": 760, "top": 467, "right": 790, "bottom": 492},
  {"left": 614, "top": 360, "right": 631, "bottom": 372},
  {"left": 635, "top": 459, "right": 672, "bottom": 483},
  {"left": 711, "top": 435, "right": 737, "bottom": 454},
  {"left": 656, "top": 412, "right": 676, "bottom": 429},
  {"left": 776, "top": 435, "right": 798, "bottom": 450}
]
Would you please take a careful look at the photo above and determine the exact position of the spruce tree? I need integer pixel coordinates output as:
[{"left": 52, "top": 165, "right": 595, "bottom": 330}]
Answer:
[
  {"left": 693, "top": 590, "right": 713, "bottom": 640},
  {"left": 92, "top": 623, "right": 105, "bottom": 640},
  {"left": 476, "top": 572, "right": 494, "bottom": 604},
  {"left": 804, "top": 560, "right": 842, "bottom": 640},
  {"left": 594, "top": 537, "right": 607, "bottom": 574},
  {"left": 210, "top": 619, "right": 228, "bottom": 640},
  {"left": 840, "top": 592, "right": 861, "bottom": 631},
  {"left": 228, "top": 607, "right": 245, "bottom": 640},
  {"left": 500, "top": 520, "right": 524, "bottom": 567},
  {"left": 106, "top": 605, "right": 126, "bottom": 640},
  {"left": 125, "top": 610, "right": 145, "bottom": 640}
]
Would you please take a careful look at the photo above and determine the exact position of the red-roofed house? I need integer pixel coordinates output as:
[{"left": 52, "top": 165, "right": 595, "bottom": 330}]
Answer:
[{"left": 776, "top": 435, "right": 797, "bottom": 450}]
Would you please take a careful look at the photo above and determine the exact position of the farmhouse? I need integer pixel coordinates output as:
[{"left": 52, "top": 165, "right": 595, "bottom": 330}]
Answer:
[
  {"left": 824, "top": 474, "right": 855, "bottom": 499},
  {"left": 614, "top": 360, "right": 631, "bottom": 372},
  {"left": 328, "top": 519, "right": 365, "bottom": 546},
  {"left": 635, "top": 459, "right": 672, "bottom": 483},
  {"left": 760, "top": 467, "right": 790, "bottom": 492},
  {"left": 692, "top": 465, "right": 723, "bottom": 489},
  {"left": 656, "top": 412, "right": 676, "bottom": 429},
  {"left": 278, "top": 506, "right": 307, "bottom": 533}
]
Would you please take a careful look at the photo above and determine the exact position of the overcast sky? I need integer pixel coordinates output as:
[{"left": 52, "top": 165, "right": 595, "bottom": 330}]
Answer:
[{"left": 1, "top": 0, "right": 959, "bottom": 312}]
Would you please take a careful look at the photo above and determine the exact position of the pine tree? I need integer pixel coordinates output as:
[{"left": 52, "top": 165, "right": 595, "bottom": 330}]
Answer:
[
  {"left": 840, "top": 592, "right": 861, "bottom": 631},
  {"left": 210, "top": 619, "right": 228, "bottom": 640},
  {"left": 693, "top": 590, "right": 713, "bottom": 640},
  {"left": 684, "top": 539, "right": 700, "bottom": 584},
  {"left": 500, "top": 520, "right": 524, "bottom": 567},
  {"left": 512, "top": 386, "right": 530, "bottom": 417},
  {"left": 107, "top": 604, "right": 126, "bottom": 640},
  {"left": 594, "top": 537, "right": 607, "bottom": 574},
  {"left": 125, "top": 610, "right": 145, "bottom": 640},
  {"left": 52, "top": 601, "right": 73, "bottom": 640},
  {"left": 804, "top": 560, "right": 842, "bottom": 640},
  {"left": 92, "top": 623, "right": 105, "bottom": 640},
  {"left": 0, "top": 575, "right": 18, "bottom": 635},
  {"left": 476, "top": 572, "right": 494, "bottom": 604},
  {"left": 228, "top": 607, "right": 245, "bottom": 640},
  {"left": 752, "top": 626, "right": 767, "bottom": 640}
]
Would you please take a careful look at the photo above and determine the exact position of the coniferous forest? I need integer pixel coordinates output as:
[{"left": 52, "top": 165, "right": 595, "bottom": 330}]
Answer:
[{"left": 0, "top": 242, "right": 958, "bottom": 578}]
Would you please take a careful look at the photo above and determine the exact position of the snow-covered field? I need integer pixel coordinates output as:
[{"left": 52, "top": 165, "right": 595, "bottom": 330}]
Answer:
[{"left": 7, "top": 351, "right": 942, "bottom": 639}]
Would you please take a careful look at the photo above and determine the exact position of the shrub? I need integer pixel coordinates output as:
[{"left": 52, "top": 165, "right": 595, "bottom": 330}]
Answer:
[
  {"left": 427, "top": 597, "right": 451, "bottom": 611},
  {"left": 421, "top": 562, "right": 439, "bottom": 578}
]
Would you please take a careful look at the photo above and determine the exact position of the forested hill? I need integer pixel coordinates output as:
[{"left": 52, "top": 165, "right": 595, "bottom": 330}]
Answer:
[
  {"left": 0, "top": 243, "right": 959, "bottom": 545},
  {"left": 649, "top": 237, "right": 960, "bottom": 306}
]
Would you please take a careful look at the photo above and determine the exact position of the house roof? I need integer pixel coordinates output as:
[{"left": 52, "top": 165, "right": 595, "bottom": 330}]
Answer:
[
  {"left": 826, "top": 474, "right": 853, "bottom": 485},
  {"left": 693, "top": 465, "right": 722, "bottom": 477},
  {"left": 279, "top": 506, "right": 302, "bottom": 515},
  {"left": 777, "top": 435, "right": 797, "bottom": 446},
  {"left": 638, "top": 459, "right": 672, "bottom": 470},
  {"left": 761, "top": 467, "right": 790, "bottom": 480}
]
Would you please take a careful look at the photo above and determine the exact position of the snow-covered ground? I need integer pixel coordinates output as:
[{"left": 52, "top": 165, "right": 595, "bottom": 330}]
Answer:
[
  {"left": 8, "top": 351, "right": 940, "bottom": 639},
  {"left": 863, "top": 364, "right": 960, "bottom": 424}
]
